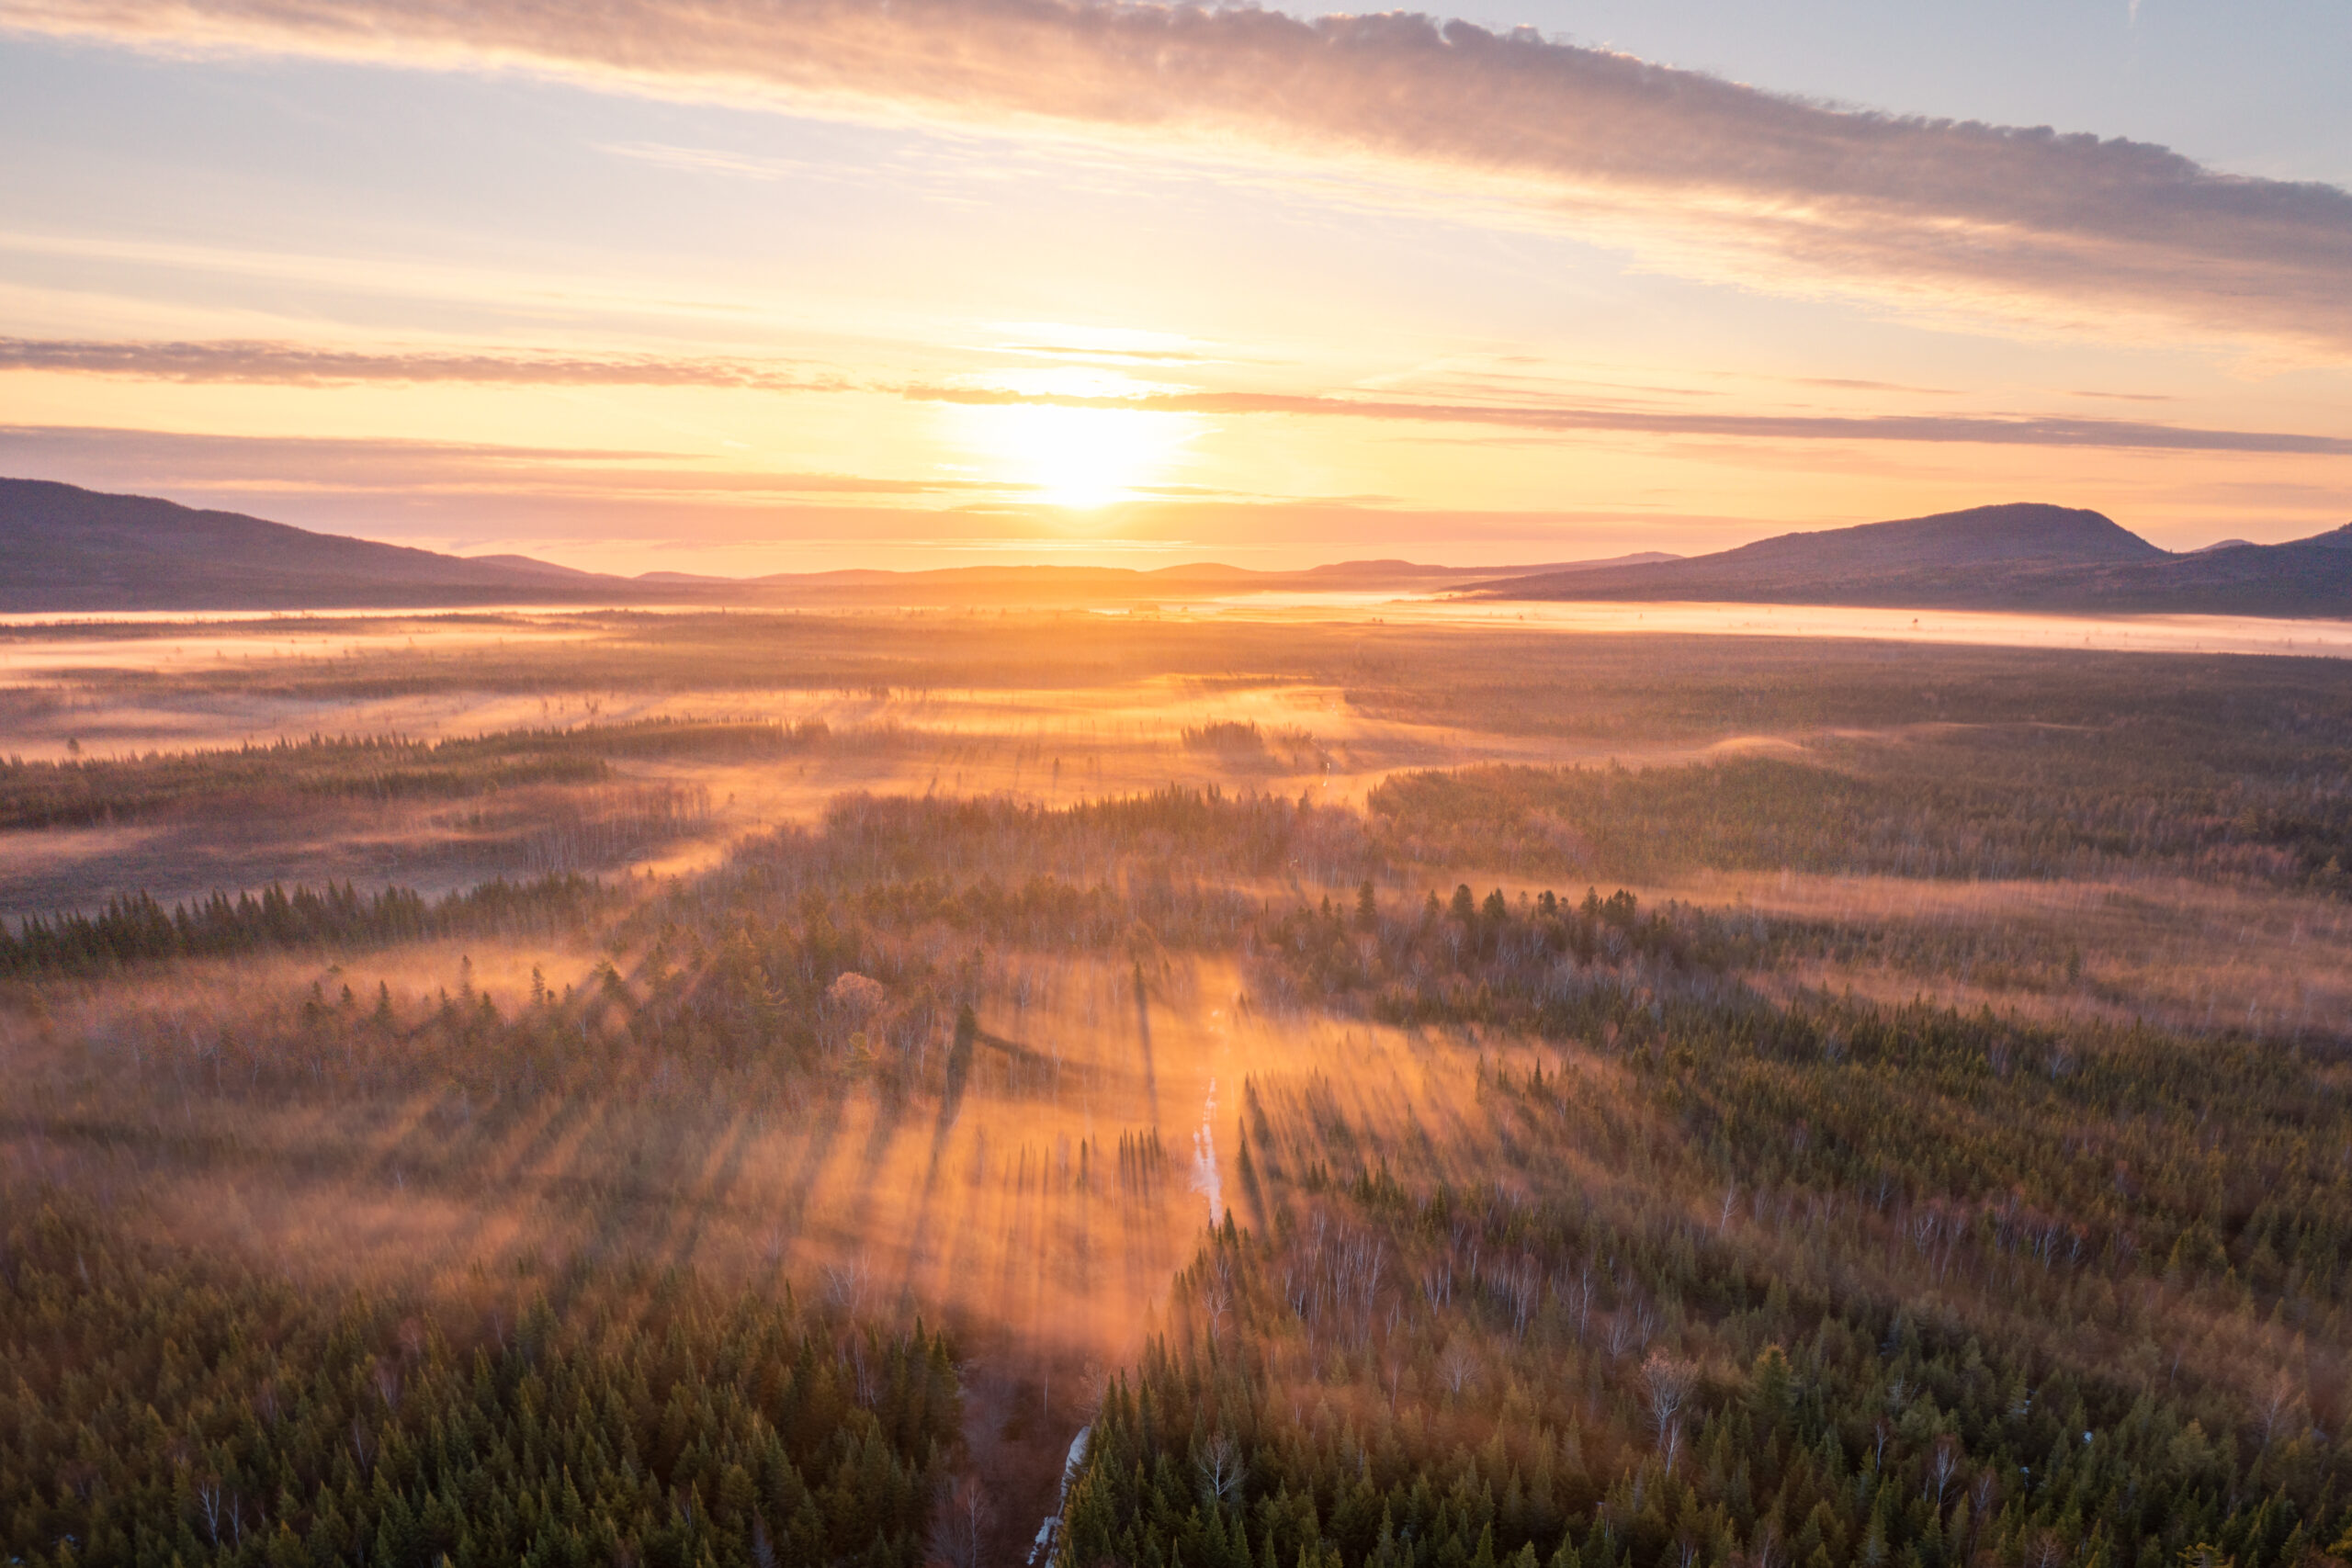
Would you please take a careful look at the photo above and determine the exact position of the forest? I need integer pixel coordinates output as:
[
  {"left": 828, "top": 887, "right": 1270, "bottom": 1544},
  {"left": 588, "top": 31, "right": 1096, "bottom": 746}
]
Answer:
[{"left": 0, "top": 608, "right": 2346, "bottom": 1568}]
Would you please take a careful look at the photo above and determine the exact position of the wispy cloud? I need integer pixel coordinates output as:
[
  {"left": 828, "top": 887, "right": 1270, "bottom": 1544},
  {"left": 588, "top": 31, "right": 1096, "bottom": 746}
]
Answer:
[
  {"left": 13, "top": 336, "right": 2340, "bottom": 457},
  {"left": 907, "top": 385, "right": 2352, "bottom": 456},
  {"left": 598, "top": 141, "right": 815, "bottom": 180},
  {"left": 0, "top": 424, "right": 1020, "bottom": 495},
  {"left": 5, "top": 0, "right": 2347, "bottom": 348},
  {"left": 0, "top": 336, "right": 834, "bottom": 389}
]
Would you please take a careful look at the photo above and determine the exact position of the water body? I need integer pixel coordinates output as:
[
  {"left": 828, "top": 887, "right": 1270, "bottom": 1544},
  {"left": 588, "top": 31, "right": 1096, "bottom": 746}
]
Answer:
[{"left": 1204, "top": 594, "right": 2352, "bottom": 659}]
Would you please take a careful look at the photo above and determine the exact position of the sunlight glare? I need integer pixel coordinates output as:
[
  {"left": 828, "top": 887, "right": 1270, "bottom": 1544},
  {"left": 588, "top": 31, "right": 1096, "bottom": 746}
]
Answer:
[
  {"left": 992, "top": 402, "right": 1193, "bottom": 510},
  {"left": 947, "top": 369, "right": 1201, "bottom": 512}
]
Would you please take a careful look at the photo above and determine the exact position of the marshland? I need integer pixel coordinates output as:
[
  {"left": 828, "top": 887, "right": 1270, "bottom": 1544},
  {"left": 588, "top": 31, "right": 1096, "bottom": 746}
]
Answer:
[{"left": 4, "top": 607, "right": 2350, "bottom": 1568}]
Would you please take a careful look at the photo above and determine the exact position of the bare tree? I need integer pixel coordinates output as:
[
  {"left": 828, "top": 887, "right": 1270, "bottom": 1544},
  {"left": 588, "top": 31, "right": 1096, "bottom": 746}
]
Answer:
[
  {"left": 929, "top": 1474, "right": 993, "bottom": 1568},
  {"left": 1971, "top": 1469, "right": 1998, "bottom": 1528},
  {"left": 1641, "top": 1353, "right": 1696, "bottom": 1461},
  {"left": 1197, "top": 1431, "right": 1248, "bottom": 1508},
  {"left": 823, "top": 1258, "right": 869, "bottom": 1314},
  {"left": 195, "top": 1479, "right": 226, "bottom": 1547},
  {"left": 1201, "top": 1256, "right": 1235, "bottom": 1341},
  {"left": 1506, "top": 1252, "right": 1542, "bottom": 1340},
  {"left": 1658, "top": 1418, "right": 1686, "bottom": 1473},
  {"left": 372, "top": 1360, "right": 401, "bottom": 1413},
  {"left": 1925, "top": 1435, "right": 1963, "bottom": 1508},
  {"left": 1555, "top": 1261, "right": 1597, "bottom": 1341},
  {"left": 1439, "top": 1338, "right": 1480, "bottom": 1398},
  {"left": 2258, "top": 1369, "right": 2303, "bottom": 1449}
]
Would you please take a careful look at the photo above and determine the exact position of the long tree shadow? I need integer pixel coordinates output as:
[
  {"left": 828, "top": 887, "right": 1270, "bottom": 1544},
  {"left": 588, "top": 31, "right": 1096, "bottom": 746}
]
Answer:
[{"left": 924, "top": 1004, "right": 980, "bottom": 1186}]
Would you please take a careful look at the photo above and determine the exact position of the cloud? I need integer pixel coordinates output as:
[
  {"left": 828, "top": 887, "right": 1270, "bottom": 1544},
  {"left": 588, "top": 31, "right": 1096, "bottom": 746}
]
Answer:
[
  {"left": 0, "top": 337, "right": 832, "bottom": 389},
  {"left": 906, "top": 385, "right": 2352, "bottom": 456},
  {"left": 14, "top": 336, "right": 2342, "bottom": 457},
  {"left": 0, "top": 423, "right": 1015, "bottom": 495},
  {"left": 4, "top": 0, "right": 2348, "bottom": 348},
  {"left": 597, "top": 141, "right": 815, "bottom": 180}
]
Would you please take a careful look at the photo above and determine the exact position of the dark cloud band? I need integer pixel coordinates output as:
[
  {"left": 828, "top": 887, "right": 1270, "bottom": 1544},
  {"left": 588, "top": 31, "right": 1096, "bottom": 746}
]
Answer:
[
  {"left": 11, "top": 336, "right": 2342, "bottom": 456},
  {"left": 907, "top": 386, "right": 2352, "bottom": 457},
  {"left": 0, "top": 338, "right": 827, "bottom": 389}
]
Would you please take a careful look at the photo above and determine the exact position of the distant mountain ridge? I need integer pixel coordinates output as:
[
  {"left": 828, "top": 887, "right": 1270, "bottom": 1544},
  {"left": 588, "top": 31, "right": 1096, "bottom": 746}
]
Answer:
[
  {"left": 1486, "top": 502, "right": 2351, "bottom": 617},
  {"left": 6, "top": 479, "right": 2344, "bottom": 617},
  {"left": 0, "top": 477, "right": 1652, "bottom": 611}
]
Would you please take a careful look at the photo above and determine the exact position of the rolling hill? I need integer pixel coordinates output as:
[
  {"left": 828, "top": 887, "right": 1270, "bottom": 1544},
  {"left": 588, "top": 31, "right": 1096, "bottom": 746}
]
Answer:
[
  {"left": 1486, "top": 502, "right": 2352, "bottom": 616},
  {"left": 0, "top": 478, "right": 639, "bottom": 610},
  {"left": 10, "top": 479, "right": 2342, "bottom": 616},
  {"left": 0, "top": 478, "right": 1661, "bottom": 611}
]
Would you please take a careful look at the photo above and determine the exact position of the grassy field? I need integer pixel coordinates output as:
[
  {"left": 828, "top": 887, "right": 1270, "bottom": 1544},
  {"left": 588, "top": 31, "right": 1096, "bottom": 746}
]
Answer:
[{"left": 2, "top": 609, "right": 2347, "bottom": 1568}]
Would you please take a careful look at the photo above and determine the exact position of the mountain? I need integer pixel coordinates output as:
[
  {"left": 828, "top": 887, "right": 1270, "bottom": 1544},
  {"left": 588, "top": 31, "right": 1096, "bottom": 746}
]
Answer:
[
  {"left": 0, "top": 478, "right": 645, "bottom": 610},
  {"left": 0, "top": 477, "right": 1670, "bottom": 612},
  {"left": 2075, "top": 523, "right": 2352, "bottom": 615},
  {"left": 1485, "top": 502, "right": 2352, "bottom": 616},
  {"left": 741, "top": 554, "right": 1680, "bottom": 600}
]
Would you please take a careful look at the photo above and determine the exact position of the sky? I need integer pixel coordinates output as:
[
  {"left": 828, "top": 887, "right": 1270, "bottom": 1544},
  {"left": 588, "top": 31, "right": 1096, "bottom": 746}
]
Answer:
[{"left": 0, "top": 0, "right": 2347, "bottom": 575}]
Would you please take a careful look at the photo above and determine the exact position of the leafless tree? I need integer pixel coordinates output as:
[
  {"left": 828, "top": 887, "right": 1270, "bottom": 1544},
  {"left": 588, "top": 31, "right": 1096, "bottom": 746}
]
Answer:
[
  {"left": 1658, "top": 1418, "right": 1686, "bottom": 1473},
  {"left": 1925, "top": 1435, "right": 1963, "bottom": 1508},
  {"left": 2258, "top": 1369, "right": 2303, "bottom": 1449},
  {"left": 1506, "top": 1252, "right": 1541, "bottom": 1340},
  {"left": 1641, "top": 1353, "right": 1696, "bottom": 1460},
  {"left": 196, "top": 1479, "right": 226, "bottom": 1547},
  {"left": 1201, "top": 1256, "right": 1234, "bottom": 1341},
  {"left": 1555, "top": 1260, "right": 1597, "bottom": 1341},
  {"left": 824, "top": 1258, "right": 869, "bottom": 1314},
  {"left": 1197, "top": 1431, "right": 1248, "bottom": 1508},
  {"left": 1439, "top": 1338, "right": 1480, "bottom": 1398},
  {"left": 1970, "top": 1469, "right": 1998, "bottom": 1538},
  {"left": 929, "top": 1474, "right": 993, "bottom": 1568}
]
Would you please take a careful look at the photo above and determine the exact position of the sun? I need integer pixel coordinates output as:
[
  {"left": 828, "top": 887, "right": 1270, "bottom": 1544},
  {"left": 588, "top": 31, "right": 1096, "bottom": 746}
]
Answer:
[
  {"left": 1003, "top": 402, "right": 1189, "bottom": 509},
  {"left": 946, "top": 378, "right": 1199, "bottom": 511}
]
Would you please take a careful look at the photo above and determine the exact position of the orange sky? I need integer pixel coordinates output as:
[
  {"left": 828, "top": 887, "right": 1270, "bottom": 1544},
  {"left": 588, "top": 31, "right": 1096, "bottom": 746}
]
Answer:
[{"left": 1, "top": 0, "right": 2347, "bottom": 573}]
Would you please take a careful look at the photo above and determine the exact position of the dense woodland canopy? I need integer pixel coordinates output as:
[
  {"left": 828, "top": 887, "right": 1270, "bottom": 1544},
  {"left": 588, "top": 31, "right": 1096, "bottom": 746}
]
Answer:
[{"left": 1, "top": 1203, "right": 960, "bottom": 1568}]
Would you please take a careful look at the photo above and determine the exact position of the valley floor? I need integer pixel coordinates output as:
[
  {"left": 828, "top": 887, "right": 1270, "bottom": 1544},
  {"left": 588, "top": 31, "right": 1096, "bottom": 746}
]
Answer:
[{"left": 3, "top": 608, "right": 2348, "bottom": 1568}]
